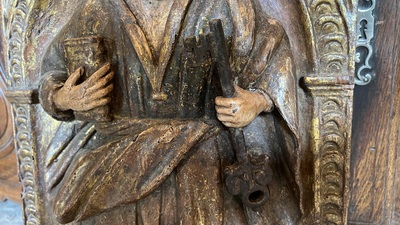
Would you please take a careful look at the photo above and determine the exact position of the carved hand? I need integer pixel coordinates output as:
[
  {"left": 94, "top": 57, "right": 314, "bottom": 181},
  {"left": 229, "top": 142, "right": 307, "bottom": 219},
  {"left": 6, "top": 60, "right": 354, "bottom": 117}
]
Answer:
[
  {"left": 215, "top": 86, "right": 273, "bottom": 128},
  {"left": 54, "top": 63, "right": 114, "bottom": 112}
]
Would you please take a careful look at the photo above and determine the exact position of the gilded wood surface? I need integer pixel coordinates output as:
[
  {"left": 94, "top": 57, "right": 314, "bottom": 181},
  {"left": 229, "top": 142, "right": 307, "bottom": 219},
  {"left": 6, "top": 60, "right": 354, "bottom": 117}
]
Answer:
[
  {"left": 2, "top": 0, "right": 358, "bottom": 224},
  {"left": 302, "top": 0, "right": 357, "bottom": 224},
  {"left": 3, "top": 0, "right": 34, "bottom": 87},
  {"left": 6, "top": 90, "right": 41, "bottom": 225}
]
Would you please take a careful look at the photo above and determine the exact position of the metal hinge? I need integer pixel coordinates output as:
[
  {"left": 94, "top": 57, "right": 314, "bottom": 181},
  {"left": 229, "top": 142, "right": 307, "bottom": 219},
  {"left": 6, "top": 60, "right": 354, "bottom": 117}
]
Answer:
[{"left": 355, "top": 0, "right": 376, "bottom": 85}]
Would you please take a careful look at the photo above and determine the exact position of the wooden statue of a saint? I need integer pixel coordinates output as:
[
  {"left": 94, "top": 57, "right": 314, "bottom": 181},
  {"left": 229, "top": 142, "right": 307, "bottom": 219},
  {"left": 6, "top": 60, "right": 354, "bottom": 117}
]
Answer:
[{"left": 38, "top": 0, "right": 301, "bottom": 224}]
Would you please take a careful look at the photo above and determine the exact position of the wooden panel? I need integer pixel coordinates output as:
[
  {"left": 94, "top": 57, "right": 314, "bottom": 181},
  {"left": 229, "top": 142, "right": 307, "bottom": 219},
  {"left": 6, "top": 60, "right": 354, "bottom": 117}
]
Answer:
[
  {"left": 0, "top": 75, "right": 20, "bottom": 203},
  {"left": 348, "top": 0, "right": 400, "bottom": 224},
  {"left": 393, "top": 143, "right": 400, "bottom": 223}
]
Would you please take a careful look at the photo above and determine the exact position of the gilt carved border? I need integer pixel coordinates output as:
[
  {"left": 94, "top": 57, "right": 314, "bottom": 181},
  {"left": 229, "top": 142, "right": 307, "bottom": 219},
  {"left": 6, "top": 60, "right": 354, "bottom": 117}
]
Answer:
[
  {"left": 6, "top": 90, "right": 40, "bottom": 225},
  {"left": 305, "top": 77, "right": 353, "bottom": 224},
  {"left": 303, "top": 0, "right": 356, "bottom": 224},
  {"left": 4, "top": 0, "right": 34, "bottom": 87},
  {"left": 3, "top": 0, "right": 39, "bottom": 224},
  {"left": 3, "top": 0, "right": 357, "bottom": 224}
]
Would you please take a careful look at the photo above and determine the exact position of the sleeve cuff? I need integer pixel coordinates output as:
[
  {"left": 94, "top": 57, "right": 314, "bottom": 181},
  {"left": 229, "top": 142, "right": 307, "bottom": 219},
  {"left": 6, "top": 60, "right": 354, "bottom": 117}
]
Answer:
[
  {"left": 39, "top": 71, "right": 75, "bottom": 121},
  {"left": 250, "top": 88, "right": 275, "bottom": 113}
]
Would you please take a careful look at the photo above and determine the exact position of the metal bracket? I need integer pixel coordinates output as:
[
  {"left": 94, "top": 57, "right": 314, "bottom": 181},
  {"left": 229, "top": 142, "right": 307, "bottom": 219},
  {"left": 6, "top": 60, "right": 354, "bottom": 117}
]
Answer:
[{"left": 355, "top": 0, "right": 376, "bottom": 85}]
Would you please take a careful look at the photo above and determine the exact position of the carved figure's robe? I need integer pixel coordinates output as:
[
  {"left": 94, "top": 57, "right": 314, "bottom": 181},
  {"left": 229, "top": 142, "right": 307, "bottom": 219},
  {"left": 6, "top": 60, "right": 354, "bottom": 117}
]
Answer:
[{"left": 39, "top": 0, "right": 301, "bottom": 224}]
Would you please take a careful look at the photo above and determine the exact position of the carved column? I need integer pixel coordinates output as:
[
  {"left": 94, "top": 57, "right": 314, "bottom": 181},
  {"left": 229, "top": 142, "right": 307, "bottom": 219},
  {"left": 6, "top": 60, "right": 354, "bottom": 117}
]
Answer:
[
  {"left": 6, "top": 90, "right": 42, "bottom": 225},
  {"left": 2, "top": 0, "right": 42, "bottom": 223},
  {"left": 305, "top": 77, "right": 354, "bottom": 224},
  {"left": 303, "top": 0, "right": 357, "bottom": 224}
]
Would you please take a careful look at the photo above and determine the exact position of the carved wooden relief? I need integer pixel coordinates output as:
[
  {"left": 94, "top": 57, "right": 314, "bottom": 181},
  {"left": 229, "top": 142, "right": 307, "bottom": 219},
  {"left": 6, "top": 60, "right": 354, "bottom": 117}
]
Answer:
[
  {"left": 302, "top": 0, "right": 357, "bottom": 224},
  {"left": 6, "top": 90, "right": 41, "bottom": 225},
  {"left": 1, "top": 0, "right": 358, "bottom": 224},
  {"left": 305, "top": 77, "right": 353, "bottom": 224}
]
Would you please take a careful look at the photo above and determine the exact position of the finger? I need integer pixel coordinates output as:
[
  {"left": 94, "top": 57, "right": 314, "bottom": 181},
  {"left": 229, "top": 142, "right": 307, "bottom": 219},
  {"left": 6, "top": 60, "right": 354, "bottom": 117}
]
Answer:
[
  {"left": 88, "top": 84, "right": 114, "bottom": 101},
  {"left": 65, "top": 67, "right": 84, "bottom": 87},
  {"left": 82, "top": 97, "right": 111, "bottom": 111},
  {"left": 87, "top": 71, "right": 114, "bottom": 92},
  {"left": 217, "top": 113, "right": 236, "bottom": 123},
  {"left": 215, "top": 96, "right": 237, "bottom": 108},
  {"left": 87, "top": 63, "right": 111, "bottom": 83},
  {"left": 215, "top": 106, "right": 238, "bottom": 116}
]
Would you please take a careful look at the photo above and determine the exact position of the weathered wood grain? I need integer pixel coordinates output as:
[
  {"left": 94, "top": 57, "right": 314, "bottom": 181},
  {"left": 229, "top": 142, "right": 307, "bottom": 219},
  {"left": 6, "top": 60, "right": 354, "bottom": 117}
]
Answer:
[{"left": 349, "top": 0, "right": 400, "bottom": 224}]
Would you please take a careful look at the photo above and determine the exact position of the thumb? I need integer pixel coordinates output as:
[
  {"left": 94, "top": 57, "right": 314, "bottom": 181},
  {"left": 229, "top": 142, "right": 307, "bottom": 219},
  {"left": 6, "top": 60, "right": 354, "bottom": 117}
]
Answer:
[
  {"left": 233, "top": 85, "right": 246, "bottom": 97},
  {"left": 65, "top": 67, "right": 84, "bottom": 87}
]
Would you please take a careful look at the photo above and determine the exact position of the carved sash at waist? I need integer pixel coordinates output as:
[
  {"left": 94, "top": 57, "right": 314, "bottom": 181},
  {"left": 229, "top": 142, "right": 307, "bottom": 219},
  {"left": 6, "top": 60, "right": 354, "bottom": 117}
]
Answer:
[{"left": 94, "top": 117, "right": 219, "bottom": 136}]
